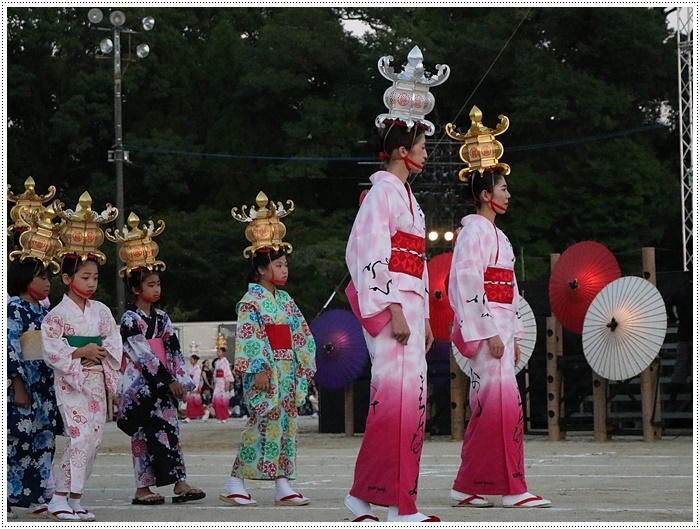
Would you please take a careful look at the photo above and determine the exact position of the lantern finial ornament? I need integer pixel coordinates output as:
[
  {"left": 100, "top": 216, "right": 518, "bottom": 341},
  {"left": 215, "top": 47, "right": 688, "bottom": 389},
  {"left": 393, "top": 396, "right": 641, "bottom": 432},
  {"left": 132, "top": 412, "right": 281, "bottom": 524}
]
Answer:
[
  {"left": 446, "top": 105, "right": 511, "bottom": 181},
  {"left": 9, "top": 202, "right": 64, "bottom": 274},
  {"left": 56, "top": 191, "right": 118, "bottom": 264},
  {"left": 374, "top": 45, "right": 451, "bottom": 136},
  {"left": 106, "top": 212, "right": 166, "bottom": 277},
  {"left": 7, "top": 177, "right": 58, "bottom": 236},
  {"left": 231, "top": 191, "right": 295, "bottom": 258}
]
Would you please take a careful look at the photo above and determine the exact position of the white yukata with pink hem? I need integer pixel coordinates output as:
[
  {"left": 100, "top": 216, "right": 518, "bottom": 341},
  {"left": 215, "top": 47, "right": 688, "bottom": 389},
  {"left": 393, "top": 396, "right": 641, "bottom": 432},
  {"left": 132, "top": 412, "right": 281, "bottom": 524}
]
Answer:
[
  {"left": 346, "top": 170, "right": 430, "bottom": 515},
  {"left": 449, "top": 214, "right": 527, "bottom": 496},
  {"left": 41, "top": 295, "right": 122, "bottom": 495}
]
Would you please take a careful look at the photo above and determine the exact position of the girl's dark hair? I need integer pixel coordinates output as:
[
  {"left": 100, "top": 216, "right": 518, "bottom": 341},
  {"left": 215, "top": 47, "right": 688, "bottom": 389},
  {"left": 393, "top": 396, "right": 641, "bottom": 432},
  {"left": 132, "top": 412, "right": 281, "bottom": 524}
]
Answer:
[
  {"left": 367, "top": 123, "right": 426, "bottom": 158},
  {"left": 7, "top": 259, "right": 49, "bottom": 296},
  {"left": 125, "top": 268, "right": 160, "bottom": 298},
  {"left": 463, "top": 169, "right": 506, "bottom": 210},
  {"left": 246, "top": 248, "right": 287, "bottom": 283},
  {"left": 191, "top": 354, "right": 200, "bottom": 361},
  {"left": 60, "top": 256, "right": 97, "bottom": 277}
]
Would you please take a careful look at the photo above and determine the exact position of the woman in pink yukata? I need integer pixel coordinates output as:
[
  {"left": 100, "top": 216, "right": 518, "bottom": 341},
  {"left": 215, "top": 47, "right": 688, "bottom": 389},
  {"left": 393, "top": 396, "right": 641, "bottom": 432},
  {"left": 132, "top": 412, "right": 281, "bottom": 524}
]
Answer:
[
  {"left": 41, "top": 256, "right": 123, "bottom": 521},
  {"left": 344, "top": 45, "right": 450, "bottom": 523},
  {"left": 345, "top": 125, "right": 440, "bottom": 523},
  {"left": 448, "top": 168, "right": 551, "bottom": 508}
]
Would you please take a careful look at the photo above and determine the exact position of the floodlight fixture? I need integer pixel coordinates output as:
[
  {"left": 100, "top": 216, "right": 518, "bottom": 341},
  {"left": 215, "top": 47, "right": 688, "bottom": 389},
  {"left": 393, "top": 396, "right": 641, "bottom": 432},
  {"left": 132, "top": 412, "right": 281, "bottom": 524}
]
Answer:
[
  {"left": 428, "top": 231, "right": 439, "bottom": 242},
  {"left": 141, "top": 17, "right": 155, "bottom": 31},
  {"left": 109, "top": 10, "right": 126, "bottom": 27},
  {"left": 99, "top": 38, "right": 114, "bottom": 54},
  {"left": 87, "top": 8, "right": 104, "bottom": 24},
  {"left": 136, "top": 44, "right": 150, "bottom": 59}
]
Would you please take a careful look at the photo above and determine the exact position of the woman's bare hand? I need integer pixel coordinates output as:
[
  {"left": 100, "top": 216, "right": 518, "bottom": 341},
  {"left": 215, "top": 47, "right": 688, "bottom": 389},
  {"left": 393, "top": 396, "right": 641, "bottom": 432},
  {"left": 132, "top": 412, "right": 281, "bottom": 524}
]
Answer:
[
  {"left": 389, "top": 304, "right": 410, "bottom": 345},
  {"left": 487, "top": 335, "right": 505, "bottom": 359}
]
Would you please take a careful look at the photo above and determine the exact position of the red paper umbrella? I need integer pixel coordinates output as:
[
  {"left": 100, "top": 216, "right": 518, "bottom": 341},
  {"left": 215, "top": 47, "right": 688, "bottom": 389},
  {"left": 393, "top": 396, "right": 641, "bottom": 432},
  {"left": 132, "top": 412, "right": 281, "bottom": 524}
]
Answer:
[
  {"left": 427, "top": 252, "right": 455, "bottom": 341},
  {"left": 549, "top": 241, "right": 621, "bottom": 334},
  {"left": 310, "top": 309, "right": 369, "bottom": 389}
]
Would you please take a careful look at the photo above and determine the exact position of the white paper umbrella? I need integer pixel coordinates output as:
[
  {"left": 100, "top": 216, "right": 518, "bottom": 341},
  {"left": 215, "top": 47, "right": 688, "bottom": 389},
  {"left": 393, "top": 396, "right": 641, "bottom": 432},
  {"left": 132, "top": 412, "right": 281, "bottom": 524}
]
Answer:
[
  {"left": 451, "top": 296, "right": 537, "bottom": 375},
  {"left": 582, "top": 276, "right": 667, "bottom": 381}
]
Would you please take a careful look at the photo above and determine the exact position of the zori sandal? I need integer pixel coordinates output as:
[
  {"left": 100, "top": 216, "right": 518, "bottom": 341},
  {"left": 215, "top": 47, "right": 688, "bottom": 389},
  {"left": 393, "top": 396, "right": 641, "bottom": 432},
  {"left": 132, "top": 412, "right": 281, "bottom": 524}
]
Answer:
[
  {"left": 219, "top": 493, "right": 258, "bottom": 507},
  {"left": 275, "top": 493, "right": 310, "bottom": 506}
]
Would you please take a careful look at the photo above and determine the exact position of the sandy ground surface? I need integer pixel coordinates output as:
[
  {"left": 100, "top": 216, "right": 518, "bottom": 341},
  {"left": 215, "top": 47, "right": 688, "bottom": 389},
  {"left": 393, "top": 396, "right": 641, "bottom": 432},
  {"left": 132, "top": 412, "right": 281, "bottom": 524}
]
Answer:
[{"left": 8, "top": 416, "right": 694, "bottom": 524}]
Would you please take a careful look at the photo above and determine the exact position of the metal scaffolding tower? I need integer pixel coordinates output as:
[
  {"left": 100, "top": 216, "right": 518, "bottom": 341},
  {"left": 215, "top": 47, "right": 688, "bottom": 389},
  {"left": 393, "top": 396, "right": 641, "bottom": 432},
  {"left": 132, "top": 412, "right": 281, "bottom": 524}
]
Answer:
[{"left": 677, "top": 7, "right": 694, "bottom": 271}]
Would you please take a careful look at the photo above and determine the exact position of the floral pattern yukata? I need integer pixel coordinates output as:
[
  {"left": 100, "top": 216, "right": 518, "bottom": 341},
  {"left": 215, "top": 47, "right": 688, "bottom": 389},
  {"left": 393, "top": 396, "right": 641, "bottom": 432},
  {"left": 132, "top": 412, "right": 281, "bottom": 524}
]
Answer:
[
  {"left": 345, "top": 171, "right": 430, "bottom": 515},
  {"left": 41, "top": 295, "right": 122, "bottom": 495},
  {"left": 449, "top": 214, "right": 527, "bottom": 496},
  {"left": 212, "top": 356, "right": 234, "bottom": 420},
  {"left": 7, "top": 298, "right": 62, "bottom": 508},
  {"left": 117, "top": 306, "right": 194, "bottom": 488},
  {"left": 185, "top": 363, "right": 205, "bottom": 419},
  {"left": 231, "top": 283, "right": 316, "bottom": 481}
]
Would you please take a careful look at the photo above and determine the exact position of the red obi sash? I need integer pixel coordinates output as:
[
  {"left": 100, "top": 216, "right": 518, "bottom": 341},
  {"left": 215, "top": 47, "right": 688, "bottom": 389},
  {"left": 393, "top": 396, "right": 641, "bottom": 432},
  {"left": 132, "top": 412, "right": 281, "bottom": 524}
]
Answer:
[
  {"left": 266, "top": 324, "right": 292, "bottom": 350},
  {"left": 389, "top": 231, "right": 426, "bottom": 279},
  {"left": 484, "top": 267, "right": 514, "bottom": 304},
  {"left": 215, "top": 368, "right": 225, "bottom": 378}
]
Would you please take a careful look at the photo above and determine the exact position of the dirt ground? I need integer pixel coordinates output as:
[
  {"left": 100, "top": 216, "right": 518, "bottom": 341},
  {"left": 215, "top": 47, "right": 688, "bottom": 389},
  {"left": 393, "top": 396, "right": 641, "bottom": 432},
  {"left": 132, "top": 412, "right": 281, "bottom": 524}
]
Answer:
[{"left": 8, "top": 416, "right": 693, "bottom": 524}]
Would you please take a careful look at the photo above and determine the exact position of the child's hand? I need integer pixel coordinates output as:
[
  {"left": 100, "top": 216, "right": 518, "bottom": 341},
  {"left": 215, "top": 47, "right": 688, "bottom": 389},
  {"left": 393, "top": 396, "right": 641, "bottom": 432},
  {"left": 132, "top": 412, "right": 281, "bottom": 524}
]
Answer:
[
  {"left": 169, "top": 381, "right": 186, "bottom": 400},
  {"left": 75, "top": 343, "right": 108, "bottom": 364},
  {"left": 11, "top": 377, "right": 32, "bottom": 408}
]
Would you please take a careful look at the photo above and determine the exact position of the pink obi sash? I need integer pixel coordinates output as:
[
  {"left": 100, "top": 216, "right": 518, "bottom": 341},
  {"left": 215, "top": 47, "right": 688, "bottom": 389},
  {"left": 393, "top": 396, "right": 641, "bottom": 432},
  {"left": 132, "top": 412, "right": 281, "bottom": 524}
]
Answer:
[
  {"left": 484, "top": 267, "right": 515, "bottom": 304},
  {"left": 266, "top": 324, "right": 292, "bottom": 350},
  {"left": 148, "top": 337, "right": 167, "bottom": 365},
  {"left": 120, "top": 337, "right": 167, "bottom": 371},
  {"left": 389, "top": 231, "right": 426, "bottom": 279}
]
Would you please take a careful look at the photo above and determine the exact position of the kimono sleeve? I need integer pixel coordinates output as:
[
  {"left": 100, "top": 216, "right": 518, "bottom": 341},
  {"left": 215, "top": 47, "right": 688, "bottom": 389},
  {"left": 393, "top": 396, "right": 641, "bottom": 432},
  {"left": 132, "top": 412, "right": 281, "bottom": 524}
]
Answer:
[
  {"left": 41, "top": 309, "right": 85, "bottom": 391},
  {"left": 513, "top": 279, "right": 525, "bottom": 341},
  {"left": 7, "top": 304, "right": 27, "bottom": 388},
  {"left": 120, "top": 311, "right": 176, "bottom": 390},
  {"left": 449, "top": 226, "right": 499, "bottom": 344},
  {"left": 290, "top": 299, "right": 317, "bottom": 406},
  {"left": 346, "top": 185, "right": 402, "bottom": 318},
  {"left": 233, "top": 301, "right": 272, "bottom": 376},
  {"left": 97, "top": 303, "right": 123, "bottom": 370},
  {"left": 162, "top": 311, "right": 195, "bottom": 392}
]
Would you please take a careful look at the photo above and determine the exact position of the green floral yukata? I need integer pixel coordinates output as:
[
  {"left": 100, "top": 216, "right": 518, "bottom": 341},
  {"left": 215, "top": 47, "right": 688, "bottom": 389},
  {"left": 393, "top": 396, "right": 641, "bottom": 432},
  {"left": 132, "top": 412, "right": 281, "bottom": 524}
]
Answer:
[{"left": 231, "top": 283, "right": 316, "bottom": 480}]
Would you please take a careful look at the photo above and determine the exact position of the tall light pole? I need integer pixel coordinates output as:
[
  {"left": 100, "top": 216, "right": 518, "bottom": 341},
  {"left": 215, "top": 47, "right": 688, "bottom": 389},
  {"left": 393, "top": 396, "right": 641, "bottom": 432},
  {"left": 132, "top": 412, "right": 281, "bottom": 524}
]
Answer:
[{"left": 87, "top": 8, "right": 154, "bottom": 314}]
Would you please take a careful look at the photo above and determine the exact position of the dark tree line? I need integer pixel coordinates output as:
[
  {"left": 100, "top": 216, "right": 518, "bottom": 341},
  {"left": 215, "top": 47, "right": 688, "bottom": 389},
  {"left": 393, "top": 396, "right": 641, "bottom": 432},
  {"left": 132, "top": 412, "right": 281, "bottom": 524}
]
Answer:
[{"left": 7, "top": 7, "right": 681, "bottom": 321}]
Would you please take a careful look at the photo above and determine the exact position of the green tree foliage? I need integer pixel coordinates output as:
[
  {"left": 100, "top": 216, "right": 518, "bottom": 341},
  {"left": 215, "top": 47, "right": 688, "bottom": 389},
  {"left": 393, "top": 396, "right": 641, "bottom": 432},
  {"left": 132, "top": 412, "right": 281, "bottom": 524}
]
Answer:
[{"left": 7, "top": 7, "right": 680, "bottom": 320}]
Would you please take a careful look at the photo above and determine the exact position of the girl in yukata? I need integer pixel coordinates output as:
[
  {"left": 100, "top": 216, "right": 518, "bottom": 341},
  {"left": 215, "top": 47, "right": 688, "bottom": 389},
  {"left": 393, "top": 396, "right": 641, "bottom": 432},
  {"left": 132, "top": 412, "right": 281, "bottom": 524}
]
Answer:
[
  {"left": 448, "top": 168, "right": 551, "bottom": 509},
  {"left": 7, "top": 251, "right": 62, "bottom": 519},
  {"left": 344, "top": 46, "right": 449, "bottom": 523},
  {"left": 41, "top": 256, "right": 123, "bottom": 521},
  {"left": 117, "top": 267, "right": 206, "bottom": 505},
  {"left": 212, "top": 346, "right": 234, "bottom": 422},
  {"left": 183, "top": 354, "right": 205, "bottom": 422},
  {"left": 222, "top": 193, "right": 316, "bottom": 507}
]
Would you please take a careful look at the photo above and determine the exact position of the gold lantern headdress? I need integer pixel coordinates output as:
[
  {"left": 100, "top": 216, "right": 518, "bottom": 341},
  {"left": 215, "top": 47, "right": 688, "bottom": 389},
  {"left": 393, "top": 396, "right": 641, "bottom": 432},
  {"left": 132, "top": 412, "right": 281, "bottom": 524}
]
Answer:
[
  {"left": 56, "top": 191, "right": 119, "bottom": 264},
  {"left": 231, "top": 191, "right": 294, "bottom": 258},
  {"left": 7, "top": 177, "right": 57, "bottom": 236},
  {"left": 375, "top": 45, "right": 451, "bottom": 136},
  {"left": 446, "top": 106, "right": 510, "bottom": 181},
  {"left": 106, "top": 212, "right": 166, "bottom": 277},
  {"left": 8, "top": 202, "right": 64, "bottom": 274}
]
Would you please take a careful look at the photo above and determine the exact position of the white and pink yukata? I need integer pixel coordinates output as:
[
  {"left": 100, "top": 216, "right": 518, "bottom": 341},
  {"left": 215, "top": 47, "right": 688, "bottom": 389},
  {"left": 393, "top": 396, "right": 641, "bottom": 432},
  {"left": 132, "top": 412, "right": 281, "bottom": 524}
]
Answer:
[
  {"left": 346, "top": 170, "right": 430, "bottom": 516},
  {"left": 186, "top": 362, "right": 205, "bottom": 419},
  {"left": 41, "top": 295, "right": 122, "bottom": 495},
  {"left": 212, "top": 356, "right": 234, "bottom": 420},
  {"left": 449, "top": 214, "right": 527, "bottom": 496}
]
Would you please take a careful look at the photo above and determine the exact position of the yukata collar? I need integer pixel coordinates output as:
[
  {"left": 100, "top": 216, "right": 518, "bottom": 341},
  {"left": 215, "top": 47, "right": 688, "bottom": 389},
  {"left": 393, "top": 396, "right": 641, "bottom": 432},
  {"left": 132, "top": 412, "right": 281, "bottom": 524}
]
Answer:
[
  {"left": 249, "top": 282, "right": 279, "bottom": 300},
  {"left": 63, "top": 293, "right": 92, "bottom": 312},
  {"left": 370, "top": 170, "right": 411, "bottom": 193}
]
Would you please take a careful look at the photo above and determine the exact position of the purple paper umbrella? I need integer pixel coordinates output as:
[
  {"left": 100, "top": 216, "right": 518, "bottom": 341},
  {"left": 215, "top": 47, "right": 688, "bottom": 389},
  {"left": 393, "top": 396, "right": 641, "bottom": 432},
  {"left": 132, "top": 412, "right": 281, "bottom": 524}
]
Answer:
[{"left": 310, "top": 309, "right": 370, "bottom": 389}]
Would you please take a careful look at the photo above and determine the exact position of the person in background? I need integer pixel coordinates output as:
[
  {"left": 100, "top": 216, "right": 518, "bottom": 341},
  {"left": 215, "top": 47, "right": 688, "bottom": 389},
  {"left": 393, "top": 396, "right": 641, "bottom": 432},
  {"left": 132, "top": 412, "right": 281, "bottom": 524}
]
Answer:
[
  {"left": 184, "top": 355, "right": 205, "bottom": 422},
  {"left": 212, "top": 346, "right": 234, "bottom": 423}
]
